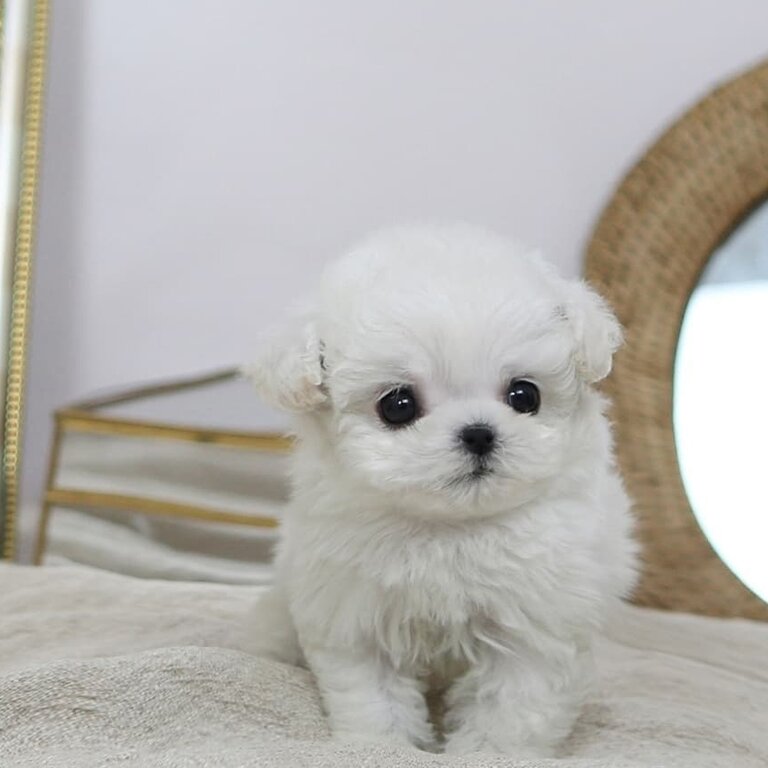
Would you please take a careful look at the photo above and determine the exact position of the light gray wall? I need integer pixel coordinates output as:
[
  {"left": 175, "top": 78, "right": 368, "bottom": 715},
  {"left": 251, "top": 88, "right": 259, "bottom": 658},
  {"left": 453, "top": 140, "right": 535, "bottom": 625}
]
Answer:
[{"left": 19, "top": 0, "right": 768, "bottom": 557}]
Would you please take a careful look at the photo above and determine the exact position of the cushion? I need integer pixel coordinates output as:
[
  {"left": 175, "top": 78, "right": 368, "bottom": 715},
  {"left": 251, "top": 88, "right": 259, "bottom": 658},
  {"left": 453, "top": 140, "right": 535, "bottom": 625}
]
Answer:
[{"left": 1, "top": 564, "right": 766, "bottom": 767}]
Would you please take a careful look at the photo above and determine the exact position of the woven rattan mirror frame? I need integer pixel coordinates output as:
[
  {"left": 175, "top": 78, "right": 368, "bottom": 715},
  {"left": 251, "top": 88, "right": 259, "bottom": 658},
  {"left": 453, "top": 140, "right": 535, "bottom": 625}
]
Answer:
[{"left": 586, "top": 61, "right": 768, "bottom": 621}]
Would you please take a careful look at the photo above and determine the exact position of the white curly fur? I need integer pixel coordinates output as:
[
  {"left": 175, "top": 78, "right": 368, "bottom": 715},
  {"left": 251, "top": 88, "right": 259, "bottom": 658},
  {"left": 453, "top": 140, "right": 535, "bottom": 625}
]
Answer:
[{"left": 246, "top": 224, "right": 637, "bottom": 757}]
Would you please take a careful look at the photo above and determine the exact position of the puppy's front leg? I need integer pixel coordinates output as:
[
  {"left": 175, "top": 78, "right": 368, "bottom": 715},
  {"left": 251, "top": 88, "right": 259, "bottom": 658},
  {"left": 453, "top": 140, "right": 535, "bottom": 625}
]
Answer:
[
  {"left": 444, "top": 640, "right": 590, "bottom": 757},
  {"left": 304, "top": 645, "right": 434, "bottom": 750}
]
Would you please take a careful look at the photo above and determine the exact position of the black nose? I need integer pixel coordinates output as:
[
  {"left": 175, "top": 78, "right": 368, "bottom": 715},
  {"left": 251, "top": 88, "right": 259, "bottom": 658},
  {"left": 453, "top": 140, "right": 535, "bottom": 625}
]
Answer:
[{"left": 459, "top": 424, "right": 496, "bottom": 457}]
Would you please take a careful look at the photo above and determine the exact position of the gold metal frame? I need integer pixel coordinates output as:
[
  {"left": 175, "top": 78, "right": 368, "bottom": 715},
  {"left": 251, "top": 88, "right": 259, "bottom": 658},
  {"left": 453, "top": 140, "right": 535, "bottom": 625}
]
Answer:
[
  {"left": 1, "top": 0, "right": 49, "bottom": 560},
  {"left": 35, "top": 368, "right": 293, "bottom": 564}
]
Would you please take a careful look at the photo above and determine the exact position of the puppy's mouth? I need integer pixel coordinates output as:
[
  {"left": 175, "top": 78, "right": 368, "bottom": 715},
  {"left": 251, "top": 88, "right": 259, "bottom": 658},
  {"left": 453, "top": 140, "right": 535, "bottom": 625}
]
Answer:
[
  {"left": 448, "top": 462, "right": 494, "bottom": 487},
  {"left": 469, "top": 465, "right": 491, "bottom": 480}
]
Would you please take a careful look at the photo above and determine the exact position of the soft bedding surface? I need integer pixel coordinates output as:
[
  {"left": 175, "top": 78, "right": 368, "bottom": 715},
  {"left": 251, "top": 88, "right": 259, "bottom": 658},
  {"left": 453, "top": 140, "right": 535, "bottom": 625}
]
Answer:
[{"left": 1, "top": 565, "right": 767, "bottom": 768}]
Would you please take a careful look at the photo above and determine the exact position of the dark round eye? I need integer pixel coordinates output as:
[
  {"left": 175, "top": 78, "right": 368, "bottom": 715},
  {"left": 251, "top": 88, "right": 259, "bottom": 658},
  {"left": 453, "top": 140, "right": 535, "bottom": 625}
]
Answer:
[
  {"left": 506, "top": 380, "right": 540, "bottom": 414},
  {"left": 377, "top": 386, "right": 420, "bottom": 427}
]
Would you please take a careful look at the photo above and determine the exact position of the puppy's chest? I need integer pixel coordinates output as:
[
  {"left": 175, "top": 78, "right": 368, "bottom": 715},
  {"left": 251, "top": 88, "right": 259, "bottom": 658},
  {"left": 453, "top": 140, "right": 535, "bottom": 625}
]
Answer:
[
  {"left": 338, "top": 530, "right": 519, "bottom": 662},
  {"left": 366, "top": 529, "right": 509, "bottom": 607},
  {"left": 295, "top": 517, "right": 588, "bottom": 670}
]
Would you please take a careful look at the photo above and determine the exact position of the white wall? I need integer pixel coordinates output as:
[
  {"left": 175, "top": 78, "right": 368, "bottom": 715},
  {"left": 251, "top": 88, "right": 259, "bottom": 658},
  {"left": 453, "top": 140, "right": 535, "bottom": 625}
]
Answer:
[{"left": 21, "top": 0, "right": 768, "bottom": 550}]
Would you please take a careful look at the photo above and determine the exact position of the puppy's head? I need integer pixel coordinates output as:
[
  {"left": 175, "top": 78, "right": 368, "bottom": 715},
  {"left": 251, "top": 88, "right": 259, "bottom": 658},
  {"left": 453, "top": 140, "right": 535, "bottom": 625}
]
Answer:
[{"left": 249, "top": 225, "right": 621, "bottom": 518}]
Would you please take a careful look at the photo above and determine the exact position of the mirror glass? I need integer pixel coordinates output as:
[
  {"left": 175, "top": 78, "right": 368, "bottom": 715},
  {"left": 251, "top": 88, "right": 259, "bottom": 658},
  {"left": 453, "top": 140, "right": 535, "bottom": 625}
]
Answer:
[{"left": 675, "top": 201, "right": 768, "bottom": 602}]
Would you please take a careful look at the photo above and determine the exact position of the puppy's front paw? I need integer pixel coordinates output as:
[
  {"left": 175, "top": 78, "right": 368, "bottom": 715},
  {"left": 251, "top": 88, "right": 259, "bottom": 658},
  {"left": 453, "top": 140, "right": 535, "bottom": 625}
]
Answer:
[
  {"left": 329, "top": 710, "right": 436, "bottom": 753},
  {"left": 332, "top": 727, "right": 429, "bottom": 752},
  {"left": 306, "top": 645, "right": 437, "bottom": 752},
  {"left": 444, "top": 725, "right": 555, "bottom": 758}
]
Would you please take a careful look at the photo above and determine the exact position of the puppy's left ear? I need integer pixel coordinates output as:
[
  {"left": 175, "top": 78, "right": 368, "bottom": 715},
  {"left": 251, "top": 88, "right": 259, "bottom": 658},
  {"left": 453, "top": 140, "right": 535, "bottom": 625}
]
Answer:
[
  {"left": 563, "top": 281, "right": 623, "bottom": 383},
  {"left": 243, "top": 310, "right": 328, "bottom": 412}
]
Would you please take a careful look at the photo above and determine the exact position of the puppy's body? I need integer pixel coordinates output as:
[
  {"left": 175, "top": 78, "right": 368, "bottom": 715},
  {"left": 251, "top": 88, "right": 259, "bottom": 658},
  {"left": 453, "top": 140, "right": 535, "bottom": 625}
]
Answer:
[{"left": 248, "top": 226, "right": 637, "bottom": 756}]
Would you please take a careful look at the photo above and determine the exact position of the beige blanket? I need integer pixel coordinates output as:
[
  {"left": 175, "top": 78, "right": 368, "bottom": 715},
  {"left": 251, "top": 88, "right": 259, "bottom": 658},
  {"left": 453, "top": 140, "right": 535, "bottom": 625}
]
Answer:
[{"left": 1, "top": 564, "right": 767, "bottom": 767}]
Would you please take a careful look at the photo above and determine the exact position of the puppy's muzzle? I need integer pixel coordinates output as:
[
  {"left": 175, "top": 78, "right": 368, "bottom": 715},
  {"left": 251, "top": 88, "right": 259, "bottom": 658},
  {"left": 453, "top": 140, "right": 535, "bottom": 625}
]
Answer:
[{"left": 459, "top": 423, "right": 496, "bottom": 457}]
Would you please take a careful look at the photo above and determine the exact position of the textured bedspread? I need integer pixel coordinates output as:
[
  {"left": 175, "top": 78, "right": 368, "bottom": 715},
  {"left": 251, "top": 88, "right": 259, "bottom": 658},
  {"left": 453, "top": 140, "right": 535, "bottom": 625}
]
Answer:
[{"left": 1, "top": 564, "right": 767, "bottom": 767}]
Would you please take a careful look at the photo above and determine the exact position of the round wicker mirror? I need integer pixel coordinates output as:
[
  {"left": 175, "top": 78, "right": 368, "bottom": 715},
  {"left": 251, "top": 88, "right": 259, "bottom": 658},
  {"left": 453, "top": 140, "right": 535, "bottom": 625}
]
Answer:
[{"left": 586, "top": 60, "right": 768, "bottom": 621}]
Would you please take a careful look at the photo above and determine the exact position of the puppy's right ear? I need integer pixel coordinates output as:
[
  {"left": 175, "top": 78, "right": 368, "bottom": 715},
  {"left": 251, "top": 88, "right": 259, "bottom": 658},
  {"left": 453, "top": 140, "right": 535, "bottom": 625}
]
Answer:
[
  {"left": 243, "top": 310, "right": 327, "bottom": 412},
  {"left": 562, "top": 281, "right": 623, "bottom": 384}
]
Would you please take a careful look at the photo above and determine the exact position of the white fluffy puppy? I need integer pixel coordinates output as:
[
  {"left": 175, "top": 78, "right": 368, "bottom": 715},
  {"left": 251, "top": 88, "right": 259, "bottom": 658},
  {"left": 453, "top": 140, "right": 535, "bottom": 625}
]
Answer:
[{"left": 247, "top": 225, "right": 637, "bottom": 757}]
